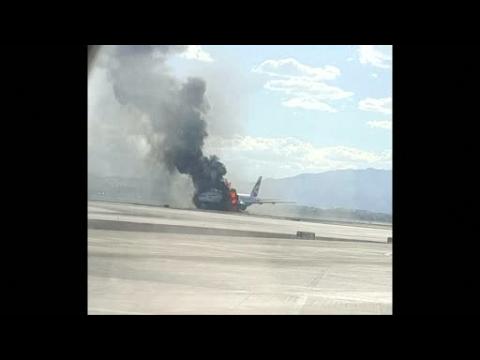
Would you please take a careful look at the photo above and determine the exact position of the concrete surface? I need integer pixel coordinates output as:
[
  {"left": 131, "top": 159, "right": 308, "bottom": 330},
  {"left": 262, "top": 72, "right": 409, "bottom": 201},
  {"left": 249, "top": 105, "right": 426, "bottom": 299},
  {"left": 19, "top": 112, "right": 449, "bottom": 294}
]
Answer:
[
  {"left": 88, "top": 201, "right": 392, "bottom": 315},
  {"left": 88, "top": 201, "right": 392, "bottom": 243}
]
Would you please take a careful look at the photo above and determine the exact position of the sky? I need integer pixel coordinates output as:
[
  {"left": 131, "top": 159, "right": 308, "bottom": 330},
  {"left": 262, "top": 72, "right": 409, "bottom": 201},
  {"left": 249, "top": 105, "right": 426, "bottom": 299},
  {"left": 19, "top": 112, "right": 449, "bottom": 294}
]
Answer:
[
  {"left": 89, "top": 45, "right": 392, "bottom": 183},
  {"left": 163, "top": 45, "right": 392, "bottom": 181}
]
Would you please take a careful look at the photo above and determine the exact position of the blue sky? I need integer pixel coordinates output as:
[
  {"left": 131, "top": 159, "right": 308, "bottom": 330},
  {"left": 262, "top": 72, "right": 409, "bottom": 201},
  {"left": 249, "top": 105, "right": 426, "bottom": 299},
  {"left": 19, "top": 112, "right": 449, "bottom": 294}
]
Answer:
[
  {"left": 167, "top": 45, "right": 391, "bottom": 145},
  {"left": 91, "top": 45, "right": 392, "bottom": 181},
  {"left": 163, "top": 45, "right": 392, "bottom": 181}
]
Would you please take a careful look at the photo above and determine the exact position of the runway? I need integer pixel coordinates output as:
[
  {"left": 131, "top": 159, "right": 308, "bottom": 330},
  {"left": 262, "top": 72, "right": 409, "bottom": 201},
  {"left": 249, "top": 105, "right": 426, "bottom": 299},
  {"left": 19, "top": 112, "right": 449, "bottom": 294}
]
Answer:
[{"left": 88, "top": 201, "right": 392, "bottom": 314}]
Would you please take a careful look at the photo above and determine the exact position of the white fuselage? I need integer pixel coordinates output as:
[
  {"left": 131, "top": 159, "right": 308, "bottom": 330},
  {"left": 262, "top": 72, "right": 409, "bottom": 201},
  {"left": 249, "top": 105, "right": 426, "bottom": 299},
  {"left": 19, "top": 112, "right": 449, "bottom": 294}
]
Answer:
[{"left": 237, "top": 193, "right": 258, "bottom": 208}]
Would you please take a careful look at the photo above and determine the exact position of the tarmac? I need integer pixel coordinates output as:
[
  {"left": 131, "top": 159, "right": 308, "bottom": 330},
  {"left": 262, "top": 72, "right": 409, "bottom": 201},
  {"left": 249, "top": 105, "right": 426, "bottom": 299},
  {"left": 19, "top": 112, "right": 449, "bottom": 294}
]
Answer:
[{"left": 88, "top": 200, "right": 392, "bottom": 315}]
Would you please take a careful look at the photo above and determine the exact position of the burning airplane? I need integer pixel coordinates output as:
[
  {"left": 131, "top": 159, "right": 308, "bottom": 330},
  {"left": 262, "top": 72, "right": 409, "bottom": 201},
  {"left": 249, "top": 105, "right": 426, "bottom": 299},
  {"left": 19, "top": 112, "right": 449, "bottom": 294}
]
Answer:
[{"left": 195, "top": 176, "right": 292, "bottom": 211}]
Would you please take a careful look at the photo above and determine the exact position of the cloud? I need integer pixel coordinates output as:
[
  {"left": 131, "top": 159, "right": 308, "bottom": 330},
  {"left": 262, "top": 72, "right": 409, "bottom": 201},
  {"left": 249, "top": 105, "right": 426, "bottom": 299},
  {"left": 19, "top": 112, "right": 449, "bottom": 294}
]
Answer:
[
  {"left": 253, "top": 58, "right": 341, "bottom": 80},
  {"left": 178, "top": 45, "right": 214, "bottom": 62},
  {"left": 205, "top": 135, "right": 392, "bottom": 179},
  {"left": 252, "top": 57, "right": 353, "bottom": 112},
  {"left": 367, "top": 120, "right": 392, "bottom": 130},
  {"left": 371, "top": 73, "right": 379, "bottom": 78},
  {"left": 358, "top": 45, "right": 392, "bottom": 69},
  {"left": 282, "top": 97, "right": 337, "bottom": 112},
  {"left": 358, "top": 97, "right": 392, "bottom": 114},
  {"left": 265, "top": 77, "right": 353, "bottom": 100}
]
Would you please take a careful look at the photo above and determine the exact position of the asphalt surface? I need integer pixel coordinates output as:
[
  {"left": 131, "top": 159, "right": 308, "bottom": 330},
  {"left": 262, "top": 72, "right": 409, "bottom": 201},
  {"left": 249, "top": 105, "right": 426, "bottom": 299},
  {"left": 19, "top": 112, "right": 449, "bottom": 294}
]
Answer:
[{"left": 88, "top": 201, "right": 392, "bottom": 314}]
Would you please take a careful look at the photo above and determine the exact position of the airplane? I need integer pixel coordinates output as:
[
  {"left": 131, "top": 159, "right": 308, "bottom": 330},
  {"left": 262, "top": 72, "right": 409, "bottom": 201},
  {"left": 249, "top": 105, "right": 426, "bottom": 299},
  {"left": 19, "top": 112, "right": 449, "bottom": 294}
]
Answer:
[
  {"left": 195, "top": 176, "right": 293, "bottom": 211},
  {"left": 236, "top": 176, "right": 293, "bottom": 211}
]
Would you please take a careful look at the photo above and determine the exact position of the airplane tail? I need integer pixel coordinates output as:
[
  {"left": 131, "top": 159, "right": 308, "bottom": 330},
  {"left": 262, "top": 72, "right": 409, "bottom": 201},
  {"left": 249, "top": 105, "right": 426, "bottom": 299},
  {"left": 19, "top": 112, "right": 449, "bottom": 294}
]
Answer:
[{"left": 250, "top": 176, "right": 262, "bottom": 198}]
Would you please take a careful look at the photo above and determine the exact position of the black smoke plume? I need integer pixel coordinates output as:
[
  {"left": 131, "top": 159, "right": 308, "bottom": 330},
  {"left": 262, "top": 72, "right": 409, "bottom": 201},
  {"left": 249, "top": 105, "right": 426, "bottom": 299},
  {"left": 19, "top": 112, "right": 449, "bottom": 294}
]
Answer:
[
  {"left": 160, "top": 77, "right": 230, "bottom": 206},
  {"left": 106, "top": 45, "right": 230, "bottom": 208}
]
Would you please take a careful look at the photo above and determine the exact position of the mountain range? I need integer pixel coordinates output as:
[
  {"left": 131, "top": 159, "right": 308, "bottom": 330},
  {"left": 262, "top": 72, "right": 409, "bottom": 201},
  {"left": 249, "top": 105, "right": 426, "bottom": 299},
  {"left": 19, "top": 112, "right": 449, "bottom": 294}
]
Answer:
[{"left": 255, "top": 168, "right": 392, "bottom": 214}]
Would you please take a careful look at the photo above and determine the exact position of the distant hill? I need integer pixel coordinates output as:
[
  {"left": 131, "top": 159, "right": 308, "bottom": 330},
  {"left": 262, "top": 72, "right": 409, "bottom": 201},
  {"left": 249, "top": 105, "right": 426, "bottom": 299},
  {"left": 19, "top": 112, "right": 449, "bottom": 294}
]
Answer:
[
  {"left": 87, "top": 173, "right": 194, "bottom": 207},
  {"left": 257, "top": 169, "right": 392, "bottom": 214},
  {"left": 88, "top": 168, "right": 392, "bottom": 216}
]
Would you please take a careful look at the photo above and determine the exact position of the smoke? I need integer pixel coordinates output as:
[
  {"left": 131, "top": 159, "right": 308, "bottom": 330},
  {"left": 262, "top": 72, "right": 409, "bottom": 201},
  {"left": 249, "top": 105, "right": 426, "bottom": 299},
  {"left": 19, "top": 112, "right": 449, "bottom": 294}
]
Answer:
[{"left": 88, "top": 45, "right": 230, "bottom": 207}]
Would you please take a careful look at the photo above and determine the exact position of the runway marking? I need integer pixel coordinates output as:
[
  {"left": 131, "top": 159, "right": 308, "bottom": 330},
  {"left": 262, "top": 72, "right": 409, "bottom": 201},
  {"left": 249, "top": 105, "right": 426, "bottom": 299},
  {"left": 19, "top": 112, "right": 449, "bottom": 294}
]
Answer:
[
  {"left": 88, "top": 308, "right": 148, "bottom": 315},
  {"left": 234, "top": 293, "right": 252, "bottom": 309},
  {"left": 294, "top": 295, "right": 309, "bottom": 313}
]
